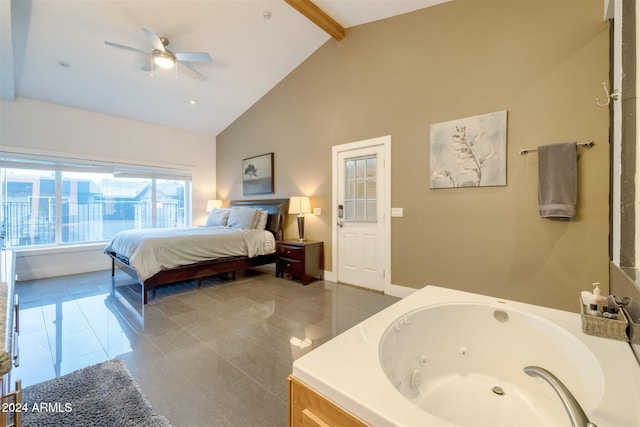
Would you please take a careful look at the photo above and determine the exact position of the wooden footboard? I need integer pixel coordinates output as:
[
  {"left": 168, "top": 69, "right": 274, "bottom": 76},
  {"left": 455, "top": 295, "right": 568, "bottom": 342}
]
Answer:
[{"left": 110, "top": 252, "right": 276, "bottom": 304}]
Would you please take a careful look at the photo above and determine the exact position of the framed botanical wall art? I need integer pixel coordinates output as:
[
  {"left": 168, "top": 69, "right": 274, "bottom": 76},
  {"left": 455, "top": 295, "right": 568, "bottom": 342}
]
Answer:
[
  {"left": 242, "top": 152, "right": 274, "bottom": 195},
  {"left": 430, "top": 110, "right": 507, "bottom": 188}
]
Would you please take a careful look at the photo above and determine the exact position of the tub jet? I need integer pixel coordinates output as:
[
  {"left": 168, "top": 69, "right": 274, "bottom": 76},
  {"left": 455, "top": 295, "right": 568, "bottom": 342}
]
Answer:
[
  {"left": 492, "top": 385, "right": 505, "bottom": 396},
  {"left": 493, "top": 310, "right": 509, "bottom": 323}
]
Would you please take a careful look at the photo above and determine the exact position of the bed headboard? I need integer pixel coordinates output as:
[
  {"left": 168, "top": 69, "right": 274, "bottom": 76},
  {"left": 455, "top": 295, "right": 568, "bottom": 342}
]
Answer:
[{"left": 228, "top": 199, "right": 289, "bottom": 241}]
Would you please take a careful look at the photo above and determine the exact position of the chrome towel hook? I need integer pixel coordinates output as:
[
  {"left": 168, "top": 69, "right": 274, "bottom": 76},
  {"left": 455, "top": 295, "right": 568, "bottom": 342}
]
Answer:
[{"left": 595, "top": 82, "right": 620, "bottom": 107}]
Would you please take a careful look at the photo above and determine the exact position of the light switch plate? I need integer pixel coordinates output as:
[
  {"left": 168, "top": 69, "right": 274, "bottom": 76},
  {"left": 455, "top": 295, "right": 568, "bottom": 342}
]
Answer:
[
  {"left": 391, "top": 208, "right": 404, "bottom": 217},
  {"left": 313, "top": 208, "right": 321, "bottom": 216}
]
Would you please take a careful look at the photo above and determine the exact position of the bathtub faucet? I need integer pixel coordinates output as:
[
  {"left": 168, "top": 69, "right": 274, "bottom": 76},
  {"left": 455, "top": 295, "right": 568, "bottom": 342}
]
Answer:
[{"left": 524, "top": 366, "right": 596, "bottom": 427}]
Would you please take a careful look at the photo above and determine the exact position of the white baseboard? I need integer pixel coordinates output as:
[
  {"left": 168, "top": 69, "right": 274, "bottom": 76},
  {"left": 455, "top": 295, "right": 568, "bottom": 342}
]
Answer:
[
  {"left": 322, "top": 269, "right": 416, "bottom": 299},
  {"left": 14, "top": 254, "right": 418, "bottom": 303},
  {"left": 323, "top": 270, "right": 336, "bottom": 282},
  {"left": 16, "top": 261, "right": 110, "bottom": 281},
  {"left": 14, "top": 246, "right": 110, "bottom": 281}
]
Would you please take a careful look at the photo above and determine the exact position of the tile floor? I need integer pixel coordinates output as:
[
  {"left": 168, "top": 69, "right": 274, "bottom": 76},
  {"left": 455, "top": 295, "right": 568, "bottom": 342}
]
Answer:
[{"left": 14, "top": 267, "right": 399, "bottom": 426}]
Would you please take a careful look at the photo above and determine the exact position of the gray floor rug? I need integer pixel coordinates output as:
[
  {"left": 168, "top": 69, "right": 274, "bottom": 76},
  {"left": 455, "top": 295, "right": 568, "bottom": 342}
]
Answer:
[{"left": 21, "top": 358, "right": 171, "bottom": 427}]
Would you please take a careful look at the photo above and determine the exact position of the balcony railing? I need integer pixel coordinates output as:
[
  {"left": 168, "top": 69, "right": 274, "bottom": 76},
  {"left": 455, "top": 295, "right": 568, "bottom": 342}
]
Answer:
[{"left": 2, "top": 201, "right": 184, "bottom": 247}]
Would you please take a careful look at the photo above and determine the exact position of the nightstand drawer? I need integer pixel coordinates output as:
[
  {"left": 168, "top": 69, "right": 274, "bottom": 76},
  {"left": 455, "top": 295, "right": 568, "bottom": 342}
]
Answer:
[
  {"left": 278, "top": 258, "right": 304, "bottom": 276},
  {"left": 275, "top": 240, "right": 323, "bottom": 285},
  {"left": 277, "top": 244, "right": 304, "bottom": 261}
]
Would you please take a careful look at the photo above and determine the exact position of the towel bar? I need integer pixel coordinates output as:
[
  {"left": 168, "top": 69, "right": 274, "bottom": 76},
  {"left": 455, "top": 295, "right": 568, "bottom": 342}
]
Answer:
[{"left": 520, "top": 140, "right": 594, "bottom": 155}]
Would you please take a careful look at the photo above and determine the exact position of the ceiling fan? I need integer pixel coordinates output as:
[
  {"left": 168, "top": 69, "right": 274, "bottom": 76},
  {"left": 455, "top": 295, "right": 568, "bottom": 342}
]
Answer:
[{"left": 104, "top": 28, "right": 211, "bottom": 79}]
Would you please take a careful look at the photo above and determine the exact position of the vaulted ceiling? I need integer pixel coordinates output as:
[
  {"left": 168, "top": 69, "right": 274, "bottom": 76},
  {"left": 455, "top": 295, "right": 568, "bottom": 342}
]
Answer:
[{"left": 1, "top": 0, "right": 448, "bottom": 136}]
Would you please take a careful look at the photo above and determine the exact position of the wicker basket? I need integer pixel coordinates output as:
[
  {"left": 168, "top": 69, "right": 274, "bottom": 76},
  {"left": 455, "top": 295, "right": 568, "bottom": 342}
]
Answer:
[{"left": 580, "top": 299, "right": 629, "bottom": 341}]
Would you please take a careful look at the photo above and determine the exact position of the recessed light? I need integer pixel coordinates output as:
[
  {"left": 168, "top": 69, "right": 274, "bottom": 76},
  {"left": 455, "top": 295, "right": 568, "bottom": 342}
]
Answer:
[
  {"left": 190, "top": 100, "right": 196, "bottom": 105},
  {"left": 58, "top": 61, "right": 71, "bottom": 68}
]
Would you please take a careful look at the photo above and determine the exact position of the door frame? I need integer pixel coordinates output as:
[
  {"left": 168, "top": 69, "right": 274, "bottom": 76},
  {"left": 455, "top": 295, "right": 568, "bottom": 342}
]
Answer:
[{"left": 331, "top": 135, "right": 391, "bottom": 293}]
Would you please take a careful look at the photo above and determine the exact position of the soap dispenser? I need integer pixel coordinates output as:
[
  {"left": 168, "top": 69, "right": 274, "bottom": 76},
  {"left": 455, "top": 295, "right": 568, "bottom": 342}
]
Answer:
[{"left": 590, "top": 283, "right": 608, "bottom": 313}]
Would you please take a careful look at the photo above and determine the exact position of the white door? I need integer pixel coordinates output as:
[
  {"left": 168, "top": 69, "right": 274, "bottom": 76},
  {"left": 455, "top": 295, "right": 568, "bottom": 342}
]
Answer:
[{"left": 333, "top": 136, "right": 390, "bottom": 292}]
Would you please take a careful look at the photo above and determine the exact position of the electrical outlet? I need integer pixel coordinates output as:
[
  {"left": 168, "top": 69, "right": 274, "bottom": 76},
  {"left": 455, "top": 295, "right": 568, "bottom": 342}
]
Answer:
[
  {"left": 313, "top": 208, "right": 321, "bottom": 216},
  {"left": 391, "top": 208, "right": 404, "bottom": 217}
]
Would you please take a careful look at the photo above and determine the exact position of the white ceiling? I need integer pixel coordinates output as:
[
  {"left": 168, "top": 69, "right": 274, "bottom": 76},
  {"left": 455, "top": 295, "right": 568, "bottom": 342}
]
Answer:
[{"left": 1, "top": 0, "right": 448, "bottom": 136}]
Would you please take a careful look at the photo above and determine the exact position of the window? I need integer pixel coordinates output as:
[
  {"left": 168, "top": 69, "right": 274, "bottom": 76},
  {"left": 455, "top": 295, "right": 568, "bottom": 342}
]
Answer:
[
  {"left": 344, "top": 155, "right": 377, "bottom": 222},
  {"left": 1, "top": 154, "right": 191, "bottom": 248}
]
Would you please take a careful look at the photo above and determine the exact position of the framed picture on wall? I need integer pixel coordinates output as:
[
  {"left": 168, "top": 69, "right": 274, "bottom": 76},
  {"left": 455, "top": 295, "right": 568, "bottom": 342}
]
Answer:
[
  {"left": 429, "top": 110, "right": 507, "bottom": 188},
  {"left": 242, "top": 152, "right": 274, "bottom": 195}
]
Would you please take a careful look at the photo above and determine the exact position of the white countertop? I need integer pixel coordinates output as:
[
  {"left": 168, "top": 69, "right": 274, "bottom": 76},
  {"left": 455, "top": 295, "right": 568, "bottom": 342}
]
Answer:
[{"left": 292, "top": 286, "right": 640, "bottom": 427}]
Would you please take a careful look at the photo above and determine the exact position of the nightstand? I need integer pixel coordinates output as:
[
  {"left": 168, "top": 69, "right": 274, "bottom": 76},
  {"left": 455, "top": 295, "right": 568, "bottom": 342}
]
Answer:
[{"left": 276, "top": 240, "right": 323, "bottom": 285}]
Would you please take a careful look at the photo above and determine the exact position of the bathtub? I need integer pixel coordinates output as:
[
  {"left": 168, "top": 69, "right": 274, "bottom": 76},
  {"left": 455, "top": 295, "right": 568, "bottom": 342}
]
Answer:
[{"left": 291, "top": 286, "right": 640, "bottom": 426}]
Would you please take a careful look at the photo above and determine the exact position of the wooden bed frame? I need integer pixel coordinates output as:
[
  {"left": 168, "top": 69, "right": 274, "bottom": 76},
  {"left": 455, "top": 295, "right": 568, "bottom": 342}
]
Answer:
[{"left": 108, "top": 198, "right": 289, "bottom": 304}]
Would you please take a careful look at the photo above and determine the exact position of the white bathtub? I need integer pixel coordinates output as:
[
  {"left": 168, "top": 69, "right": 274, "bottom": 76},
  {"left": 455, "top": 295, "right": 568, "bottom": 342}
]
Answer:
[{"left": 292, "top": 286, "right": 640, "bottom": 426}]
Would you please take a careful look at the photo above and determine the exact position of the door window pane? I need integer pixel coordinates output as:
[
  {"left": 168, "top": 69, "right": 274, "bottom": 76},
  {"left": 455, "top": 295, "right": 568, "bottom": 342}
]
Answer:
[{"left": 344, "top": 155, "right": 377, "bottom": 222}]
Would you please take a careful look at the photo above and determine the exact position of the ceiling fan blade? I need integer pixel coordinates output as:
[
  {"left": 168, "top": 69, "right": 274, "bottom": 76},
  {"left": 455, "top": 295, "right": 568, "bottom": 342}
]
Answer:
[
  {"left": 143, "top": 28, "right": 165, "bottom": 52},
  {"left": 104, "top": 40, "right": 146, "bottom": 55},
  {"left": 175, "top": 52, "right": 211, "bottom": 63},
  {"left": 177, "top": 61, "right": 204, "bottom": 80}
]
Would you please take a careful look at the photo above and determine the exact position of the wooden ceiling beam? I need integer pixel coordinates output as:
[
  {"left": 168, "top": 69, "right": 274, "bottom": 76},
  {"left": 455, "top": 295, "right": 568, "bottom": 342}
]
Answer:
[{"left": 284, "top": 0, "right": 345, "bottom": 41}]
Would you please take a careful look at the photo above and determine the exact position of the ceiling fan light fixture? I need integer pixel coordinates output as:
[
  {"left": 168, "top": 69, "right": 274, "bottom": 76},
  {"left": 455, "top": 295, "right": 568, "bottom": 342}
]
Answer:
[
  {"left": 153, "top": 51, "right": 175, "bottom": 69},
  {"left": 105, "top": 28, "right": 210, "bottom": 79}
]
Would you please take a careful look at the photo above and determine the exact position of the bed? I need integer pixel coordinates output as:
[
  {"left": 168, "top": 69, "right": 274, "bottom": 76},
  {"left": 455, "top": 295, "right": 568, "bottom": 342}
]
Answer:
[{"left": 106, "top": 198, "right": 288, "bottom": 304}]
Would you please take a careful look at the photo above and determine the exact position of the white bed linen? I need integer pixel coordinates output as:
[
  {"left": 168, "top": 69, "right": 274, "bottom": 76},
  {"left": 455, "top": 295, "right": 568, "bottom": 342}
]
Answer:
[{"left": 104, "top": 226, "right": 275, "bottom": 281}]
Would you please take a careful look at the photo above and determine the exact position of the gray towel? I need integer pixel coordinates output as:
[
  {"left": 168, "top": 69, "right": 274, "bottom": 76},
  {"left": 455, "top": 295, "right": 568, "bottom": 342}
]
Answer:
[{"left": 538, "top": 142, "right": 577, "bottom": 219}]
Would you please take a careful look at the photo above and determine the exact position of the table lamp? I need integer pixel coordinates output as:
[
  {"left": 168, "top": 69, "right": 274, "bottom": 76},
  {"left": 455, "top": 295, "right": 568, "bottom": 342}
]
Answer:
[{"left": 288, "top": 196, "right": 311, "bottom": 241}]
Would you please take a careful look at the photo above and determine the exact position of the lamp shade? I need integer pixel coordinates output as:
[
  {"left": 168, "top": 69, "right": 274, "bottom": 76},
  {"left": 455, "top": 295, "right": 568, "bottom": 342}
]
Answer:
[
  {"left": 288, "top": 196, "right": 311, "bottom": 215},
  {"left": 206, "top": 199, "right": 223, "bottom": 212},
  {"left": 154, "top": 51, "right": 176, "bottom": 69}
]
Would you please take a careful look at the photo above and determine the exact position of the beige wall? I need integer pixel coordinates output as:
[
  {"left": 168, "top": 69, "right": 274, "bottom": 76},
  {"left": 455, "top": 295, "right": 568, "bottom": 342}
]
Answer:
[{"left": 217, "top": 0, "right": 610, "bottom": 312}]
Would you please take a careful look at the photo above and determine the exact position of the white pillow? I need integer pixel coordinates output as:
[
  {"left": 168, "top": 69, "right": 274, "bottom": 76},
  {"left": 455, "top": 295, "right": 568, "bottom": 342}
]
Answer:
[
  {"left": 205, "top": 208, "right": 230, "bottom": 226},
  {"left": 227, "top": 207, "right": 259, "bottom": 229},
  {"left": 254, "top": 209, "right": 268, "bottom": 230}
]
